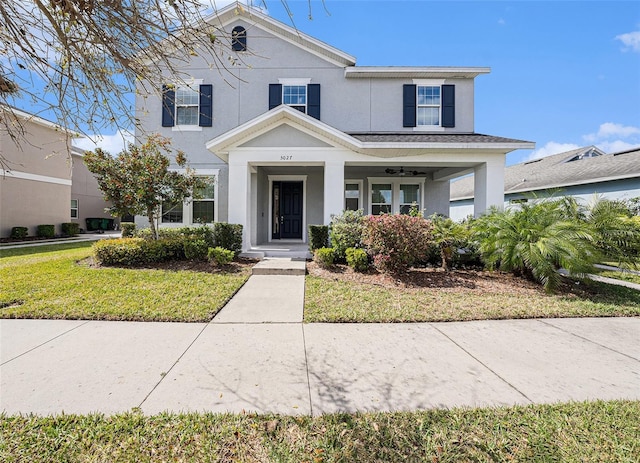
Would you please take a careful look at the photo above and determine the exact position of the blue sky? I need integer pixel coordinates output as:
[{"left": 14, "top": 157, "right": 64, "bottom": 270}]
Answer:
[{"left": 56, "top": 1, "right": 640, "bottom": 164}]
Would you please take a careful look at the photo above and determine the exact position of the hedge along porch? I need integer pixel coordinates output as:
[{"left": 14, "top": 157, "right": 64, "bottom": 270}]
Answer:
[{"left": 207, "top": 106, "right": 531, "bottom": 253}]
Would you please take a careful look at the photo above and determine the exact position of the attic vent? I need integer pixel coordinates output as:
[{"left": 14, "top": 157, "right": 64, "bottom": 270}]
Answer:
[
  {"left": 524, "top": 159, "right": 542, "bottom": 165},
  {"left": 566, "top": 147, "right": 603, "bottom": 162}
]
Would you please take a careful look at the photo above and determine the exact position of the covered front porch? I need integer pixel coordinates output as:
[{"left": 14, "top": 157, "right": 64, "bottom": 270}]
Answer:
[{"left": 207, "top": 106, "right": 533, "bottom": 252}]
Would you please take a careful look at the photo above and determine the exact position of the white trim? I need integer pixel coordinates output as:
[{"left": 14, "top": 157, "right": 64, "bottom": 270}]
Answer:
[
  {"left": 344, "top": 179, "right": 364, "bottom": 211},
  {"left": 2, "top": 170, "right": 71, "bottom": 186},
  {"left": 345, "top": 67, "right": 491, "bottom": 79},
  {"left": 162, "top": 169, "right": 219, "bottom": 226},
  {"left": 412, "top": 79, "right": 446, "bottom": 86},
  {"left": 278, "top": 78, "right": 311, "bottom": 85},
  {"left": 70, "top": 199, "right": 79, "bottom": 219},
  {"left": 172, "top": 78, "right": 204, "bottom": 131},
  {"left": 267, "top": 175, "right": 307, "bottom": 243},
  {"left": 367, "top": 177, "right": 426, "bottom": 215}
]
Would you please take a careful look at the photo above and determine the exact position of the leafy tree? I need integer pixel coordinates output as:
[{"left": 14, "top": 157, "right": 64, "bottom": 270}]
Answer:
[
  {"left": 84, "top": 134, "right": 207, "bottom": 240},
  {"left": 472, "top": 200, "right": 598, "bottom": 292}
]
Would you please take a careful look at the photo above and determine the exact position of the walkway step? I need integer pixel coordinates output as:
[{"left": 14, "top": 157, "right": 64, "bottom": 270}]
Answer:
[{"left": 252, "top": 258, "right": 307, "bottom": 275}]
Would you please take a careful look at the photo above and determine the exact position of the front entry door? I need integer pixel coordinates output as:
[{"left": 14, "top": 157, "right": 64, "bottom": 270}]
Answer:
[{"left": 272, "top": 181, "right": 303, "bottom": 239}]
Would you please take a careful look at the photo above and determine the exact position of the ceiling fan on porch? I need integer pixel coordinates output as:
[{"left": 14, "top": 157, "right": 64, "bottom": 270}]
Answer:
[{"left": 384, "top": 167, "right": 426, "bottom": 176}]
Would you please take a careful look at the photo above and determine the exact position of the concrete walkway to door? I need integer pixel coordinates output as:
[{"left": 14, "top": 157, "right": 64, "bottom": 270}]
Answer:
[{"left": 1, "top": 258, "right": 639, "bottom": 416}]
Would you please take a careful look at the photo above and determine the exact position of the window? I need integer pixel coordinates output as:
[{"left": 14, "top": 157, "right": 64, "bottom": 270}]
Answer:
[
  {"left": 283, "top": 85, "right": 307, "bottom": 113},
  {"left": 268, "top": 81, "right": 321, "bottom": 119},
  {"left": 161, "top": 82, "right": 212, "bottom": 128},
  {"left": 371, "top": 184, "right": 392, "bottom": 215},
  {"left": 368, "top": 178, "right": 425, "bottom": 215},
  {"left": 399, "top": 184, "right": 420, "bottom": 214},
  {"left": 403, "top": 83, "right": 455, "bottom": 128},
  {"left": 345, "top": 181, "right": 362, "bottom": 211},
  {"left": 175, "top": 87, "right": 199, "bottom": 126},
  {"left": 417, "top": 86, "right": 440, "bottom": 126},
  {"left": 231, "top": 26, "right": 247, "bottom": 51},
  {"left": 161, "top": 201, "right": 183, "bottom": 223},
  {"left": 192, "top": 180, "right": 215, "bottom": 224},
  {"left": 70, "top": 199, "right": 78, "bottom": 219}
]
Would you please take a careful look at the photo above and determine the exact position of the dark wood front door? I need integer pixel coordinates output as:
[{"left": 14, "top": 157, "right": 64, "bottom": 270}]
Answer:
[{"left": 272, "top": 181, "right": 303, "bottom": 239}]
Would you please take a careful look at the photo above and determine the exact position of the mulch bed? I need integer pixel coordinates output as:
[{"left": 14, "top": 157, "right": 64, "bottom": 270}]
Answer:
[
  {"left": 80, "top": 256, "right": 258, "bottom": 275},
  {"left": 306, "top": 261, "right": 596, "bottom": 297}
]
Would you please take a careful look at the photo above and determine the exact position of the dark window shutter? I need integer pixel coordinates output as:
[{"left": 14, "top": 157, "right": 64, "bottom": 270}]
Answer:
[
  {"left": 269, "top": 84, "right": 282, "bottom": 110},
  {"left": 161, "top": 84, "right": 175, "bottom": 127},
  {"left": 199, "top": 84, "right": 213, "bottom": 127},
  {"left": 232, "top": 26, "right": 247, "bottom": 51},
  {"left": 441, "top": 84, "right": 455, "bottom": 128},
  {"left": 403, "top": 84, "right": 416, "bottom": 127},
  {"left": 307, "top": 84, "right": 321, "bottom": 120}
]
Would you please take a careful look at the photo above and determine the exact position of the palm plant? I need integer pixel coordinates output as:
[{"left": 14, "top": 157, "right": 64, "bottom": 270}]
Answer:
[
  {"left": 472, "top": 200, "right": 598, "bottom": 291},
  {"left": 429, "top": 214, "right": 470, "bottom": 271}
]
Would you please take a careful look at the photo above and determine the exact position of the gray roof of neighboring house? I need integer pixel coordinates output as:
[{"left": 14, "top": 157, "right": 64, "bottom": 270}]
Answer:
[
  {"left": 349, "top": 133, "right": 531, "bottom": 144},
  {"left": 450, "top": 146, "right": 640, "bottom": 201}
]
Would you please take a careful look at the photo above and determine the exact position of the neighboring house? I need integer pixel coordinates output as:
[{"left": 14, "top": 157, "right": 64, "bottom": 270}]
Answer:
[
  {"left": 449, "top": 146, "right": 640, "bottom": 220},
  {"left": 71, "top": 147, "right": 118, "bottom": 232},
  {"left": 0, "top": 108, "right": 72, "bottom": 238},
  {"left": 136, "top": 4, "right": 533, "bottom": 252}
]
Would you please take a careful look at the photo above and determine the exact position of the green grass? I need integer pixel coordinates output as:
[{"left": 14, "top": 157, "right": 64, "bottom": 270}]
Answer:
[
  {"left": 304, "top": 273, "right": 640, "bottom": 323},
  {"left": 598, "top": 270, "right": 640, "bottom": 286},
  {"left": 1, "top": 400, "right": 638, "bottom": 462},
  {"left": 0, "top": 242, "right": 251, "bottom": 322}
]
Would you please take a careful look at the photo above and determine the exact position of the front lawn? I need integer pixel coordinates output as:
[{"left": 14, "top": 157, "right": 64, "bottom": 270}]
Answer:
[
  {"left": 0, "top": 242, "right": 251, "bottom": 322},
  {"left": 1, "top": 400, "right": 638, "bottom": 462},
  {"left": 304, "top": 263, "right": 640, "bottom": 323}
]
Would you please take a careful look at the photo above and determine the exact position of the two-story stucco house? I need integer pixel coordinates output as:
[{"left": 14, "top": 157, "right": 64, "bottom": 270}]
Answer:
[{"left": 135, "top": 4, "right": 533, "bottom": 254}]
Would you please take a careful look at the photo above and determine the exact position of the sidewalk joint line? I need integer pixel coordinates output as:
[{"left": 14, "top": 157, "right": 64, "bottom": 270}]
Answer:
[
  {"left": 537, "top": 319, "right": 640, "bottom": 362},
  {"left": 430, "top": 324, "right": 533, "bottom": 404},
  {"left": 1, "top": 320, "right": 91, "bottom": 366},
  {"left": 137, "top": 323, "right": 211, "bottom": 409},
  {"left": 301, "top": 323, "right": 314, "bottom": 416}
]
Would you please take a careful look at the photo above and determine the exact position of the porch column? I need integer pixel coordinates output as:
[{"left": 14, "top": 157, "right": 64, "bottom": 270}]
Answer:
[
  {"left": 473, "top": 158, "right": 505, "bottom": 217},
  {"left": 228, "top": 159, "right": 251, "bottom": 251},
  {"left": 323, "top": 160, "right": 345, "bottom": 225}
]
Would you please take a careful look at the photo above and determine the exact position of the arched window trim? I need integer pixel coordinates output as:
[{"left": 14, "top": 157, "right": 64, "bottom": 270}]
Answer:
[{"left": 231, "top": 26, "right": 247, "bottom": 52}]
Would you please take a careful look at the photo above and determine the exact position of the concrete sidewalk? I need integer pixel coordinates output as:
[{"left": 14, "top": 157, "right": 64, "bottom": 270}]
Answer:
[{"left": 1, "top": 258, "right": 639, "bottom": 416}]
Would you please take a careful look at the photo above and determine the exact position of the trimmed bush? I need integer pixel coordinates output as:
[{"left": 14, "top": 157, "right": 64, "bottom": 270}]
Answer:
[
  {"left": 208, "top": 246, "right": 234, "bottom": 266},
  {"left": 36, "top": 224, "right": 55, "bottom": 238},
  {"left": 308, "top": 225, "right": 329, "bottom": 251},
  {"left": 93, "top": 238, "right": 146, "bottom": 266},
  {"left": 184, "top": 239, "right": 209, "bottom": 260},
  {"left": 120, "top": 222, "right": 136, "bottom": 238},
  {"left": 10, "top": 227, "right": 28, "bottom": 239},
  {"left": 213, "top": 223, "right": 243, "bottom": 254},
  {"left": 61, "top": 222, "right": 80, "bottom": 237},
  {"left": 363, "top": 214, "right": 433, "bottom": 273},
  {"left": 314, "top": 247, "right": 335, "bottom": 269},
  {"left": 345, "top": 247, "right": 369, "bottom": 272},
  {"left": 330, "top": 210, "right": 365, "bottom": 261}
]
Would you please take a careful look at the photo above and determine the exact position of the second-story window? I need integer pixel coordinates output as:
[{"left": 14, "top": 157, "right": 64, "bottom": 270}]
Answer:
[
  {"left": 282, "top": 85, "right": 307, "bottom": 113},
  {"left": 175, "top": 86, "right": 199, "bottom": 126},
  {"left": 417, "top": 86, "right": 440, "bottom": 126}
]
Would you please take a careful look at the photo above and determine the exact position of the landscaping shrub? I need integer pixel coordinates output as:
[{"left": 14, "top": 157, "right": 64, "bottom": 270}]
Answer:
[
  {"left": 176, "top": 226, "right": 215, "bottom": 247},
  {"left": 308, "top": 225, "right": 329, "bottom": 251},
  {"left": 208, "top": 246, "right": 234, "bottom": 266},
  {"left": 314, "top": 247, "right": 335, "bottom": 269},
  {"left": 36, "top": 224, "right": 55, "bottom": 238},
  {"left": 472, "top": 200, "right": 598, "bottom": 292},
  {"left": 428, "top": 214, "right": 471, "bottom": 271},
  {"left": 330, "top": 210, "right": 365, "bottom": 261},
  {"left": 61, "top": 222, "right": 80, "bottom": 237},
  {"left": 120, "top": 222, "right": 136, "bottom": 238},
  {"left": 345, "top": 247, "right": 369, "bottom": 272},
  {"left": 183, "top": 239, "right": 209, "bottom": 260},
  {"left": 363, "top": 214, "right": 433, "bottom": 273},
  {"left": 213, "top": 222, "right": 243, "bottom": 254},
  {"left": 10, "top": 226, "right": 28, "bottom": 239},
  {"left": 93, "top": 238, "right": 146, "bottom": 266}
]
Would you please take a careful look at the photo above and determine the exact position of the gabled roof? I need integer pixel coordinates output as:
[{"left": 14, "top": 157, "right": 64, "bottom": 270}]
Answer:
[
  {"left": 206, "top": 105, "right": 535, "bottom": 161},
  {"left": 450, "top": 146, "right": 640, "bottom": 200},
  {"left": 204, "top": 3, "right": 356, "bottom": 67},
  {"left": 1, "top": 105, "right": 75, "bottom": 135}
]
